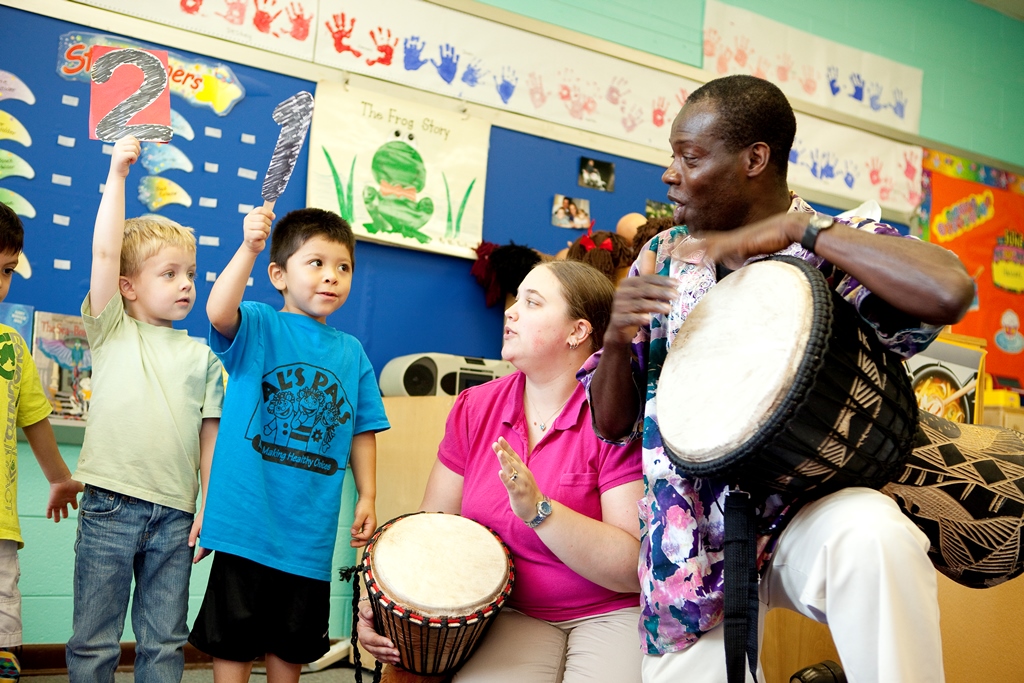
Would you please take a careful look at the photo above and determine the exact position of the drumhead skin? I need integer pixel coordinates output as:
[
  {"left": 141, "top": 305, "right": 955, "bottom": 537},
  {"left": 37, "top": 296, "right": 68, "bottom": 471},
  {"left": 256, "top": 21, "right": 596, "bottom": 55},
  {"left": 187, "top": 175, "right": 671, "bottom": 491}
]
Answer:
[
  {"left": 369, "top": 513, "right": 510, "bottom": 617},
  {"left": 659, "top": 259, "right": 815, "bottom": 463}
]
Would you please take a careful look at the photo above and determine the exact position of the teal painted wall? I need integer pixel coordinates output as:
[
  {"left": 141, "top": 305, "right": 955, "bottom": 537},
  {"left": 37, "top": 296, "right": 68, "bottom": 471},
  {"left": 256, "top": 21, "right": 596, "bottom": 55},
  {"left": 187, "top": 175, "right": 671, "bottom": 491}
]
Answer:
[
  {"left": 17, "top": 437, "right": 358, "bottom": 645},
  {"left": 479, "top": 0, "right": 1024, "bottom": 168}
]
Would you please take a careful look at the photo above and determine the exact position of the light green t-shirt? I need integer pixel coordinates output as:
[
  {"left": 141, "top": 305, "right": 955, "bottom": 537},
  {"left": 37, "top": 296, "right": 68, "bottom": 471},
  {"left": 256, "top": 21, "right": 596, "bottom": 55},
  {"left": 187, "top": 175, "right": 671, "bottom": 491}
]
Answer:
[
  {"left": 0, "top": 324, "right": 53, "bottom": 547},
  {"left": 75, "top": 295, "right": 224, "bottom": 513}
]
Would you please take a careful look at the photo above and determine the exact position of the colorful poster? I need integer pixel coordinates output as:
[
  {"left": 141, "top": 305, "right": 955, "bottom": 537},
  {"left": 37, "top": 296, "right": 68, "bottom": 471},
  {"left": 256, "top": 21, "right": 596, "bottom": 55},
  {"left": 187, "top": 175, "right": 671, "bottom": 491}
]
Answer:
[
  {"left": 75, "top": 0, "right": 317, "bottom": 61},
  {"left": 312, "top": 0, "right": 702, "bottom": 151},
  {"left": 928, "top": 172, "right": 1024, "bottom": 387},
  {"left": 704, "top": 0, "right": 923, "bottom": 134},
  {"left": 306, "top": 81, "right": 489, "bottom": 259},
  {"left": 789, "top": 112, "right": 923, "bottom": 217}
]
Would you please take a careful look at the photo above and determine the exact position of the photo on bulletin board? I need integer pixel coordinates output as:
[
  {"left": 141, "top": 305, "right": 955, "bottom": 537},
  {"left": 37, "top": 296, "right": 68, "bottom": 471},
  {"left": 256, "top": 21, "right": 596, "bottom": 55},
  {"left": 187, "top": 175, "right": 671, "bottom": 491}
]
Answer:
[
  {"left": 646, "top": 199, "right": 673, "bottom": 219},
  {"left": 578, "top": 157, "right": 614, "bottom": 192},
  {"left": 551, "top": 194, "right": 591, "bottom": 229}
]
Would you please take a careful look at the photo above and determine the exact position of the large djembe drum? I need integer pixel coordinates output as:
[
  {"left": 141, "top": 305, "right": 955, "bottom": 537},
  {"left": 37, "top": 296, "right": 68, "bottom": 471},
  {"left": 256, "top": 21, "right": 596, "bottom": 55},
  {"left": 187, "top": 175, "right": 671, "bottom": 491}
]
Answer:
[{"left": 361, "top": 512, "right": 514, "bottom": 677}]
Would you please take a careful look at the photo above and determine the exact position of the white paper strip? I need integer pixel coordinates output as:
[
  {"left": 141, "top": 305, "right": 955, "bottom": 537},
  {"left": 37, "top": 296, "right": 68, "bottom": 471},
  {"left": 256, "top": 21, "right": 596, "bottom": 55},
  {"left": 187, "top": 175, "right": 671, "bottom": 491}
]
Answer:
[
  {"left": 52, "top": 214, "right": 70, "bottom": 226},
  {"left": 204, "top": 162, "right": 219, "bottom": 173},
  {"left": 198, "top": 197, "right": 218, "bottom": 208},
  {"left": 102, "top": 144, "right": 114, "bottom": 155},
  {"left": 241, "top": 133, "right": 256, "bottom": 144},
  {"left": 51, "top": 174, "right": 71, "bottom": 186},
  {"left": 237, "top": 168, "right": 258, "bottom": 180},
  {"left": 61, "top": 94, "right": 79, "bottom": 106},
  {"left": 53, "top": 259, "right": 71, "bottom": 270},
  {"left": 198, "top": 235, "right": 220, "bottom": 246},
  {"left": 205, "top": 271, "right": 217, "bottom": 282},
  {"left": 57, "top": 135, "right": 75, "bottom": 147},
  {"left": 238, "top": 203, "right": 254, "bottom": 213},
  {"left": 703, "top": 0, "right": 922, "bottom": 133},
  {"left": 204, "top": 126, "right": 222, "bottom": 138}
]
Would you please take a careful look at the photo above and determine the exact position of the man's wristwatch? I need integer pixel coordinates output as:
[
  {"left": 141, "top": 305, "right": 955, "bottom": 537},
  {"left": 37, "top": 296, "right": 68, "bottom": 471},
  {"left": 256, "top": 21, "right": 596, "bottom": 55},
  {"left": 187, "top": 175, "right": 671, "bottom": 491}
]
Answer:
[
  {"left": 800, "top": 213, "right": 835, "bottom": 253},
  {"left": 525, "top": 497, "right": 553, "bottom": 528}
]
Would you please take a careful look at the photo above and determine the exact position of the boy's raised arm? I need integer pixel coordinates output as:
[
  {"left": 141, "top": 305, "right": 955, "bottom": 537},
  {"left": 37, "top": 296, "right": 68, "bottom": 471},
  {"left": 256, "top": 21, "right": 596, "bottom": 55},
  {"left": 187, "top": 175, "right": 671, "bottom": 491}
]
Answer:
[
  {"left": 207, "top": 206, "right": 274, "bottom": 341},
  {"left": 90, "top": 136, "right": 140, "bottom": 314}
]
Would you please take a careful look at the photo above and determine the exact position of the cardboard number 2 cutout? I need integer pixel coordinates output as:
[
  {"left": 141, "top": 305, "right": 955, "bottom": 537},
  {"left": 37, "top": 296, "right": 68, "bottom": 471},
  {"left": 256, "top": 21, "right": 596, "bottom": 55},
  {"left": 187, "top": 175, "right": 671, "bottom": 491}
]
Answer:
[
  {"left": 90, "top": 48, "right": 173, "bottom": 142},
  {"left": 261, "top": 91, "right": 315, "bottom": 211}
]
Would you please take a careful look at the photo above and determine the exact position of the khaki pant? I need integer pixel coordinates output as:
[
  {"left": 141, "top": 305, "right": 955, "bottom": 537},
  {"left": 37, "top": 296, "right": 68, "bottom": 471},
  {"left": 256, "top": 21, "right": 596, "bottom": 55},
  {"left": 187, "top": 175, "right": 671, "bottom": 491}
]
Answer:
[{"left": 454, "top": 605, "right": 642, "bottom": 683}]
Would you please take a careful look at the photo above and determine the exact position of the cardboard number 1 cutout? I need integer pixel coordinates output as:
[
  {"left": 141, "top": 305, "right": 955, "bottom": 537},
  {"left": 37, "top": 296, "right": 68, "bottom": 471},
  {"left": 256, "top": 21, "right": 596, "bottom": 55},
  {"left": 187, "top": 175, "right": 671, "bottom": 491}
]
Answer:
[
  {"left": 90, "top": 48, "right": 173, "bottom": 142},
  {"left": 262, "top": 91, "right": 315, "bottom": 211}
]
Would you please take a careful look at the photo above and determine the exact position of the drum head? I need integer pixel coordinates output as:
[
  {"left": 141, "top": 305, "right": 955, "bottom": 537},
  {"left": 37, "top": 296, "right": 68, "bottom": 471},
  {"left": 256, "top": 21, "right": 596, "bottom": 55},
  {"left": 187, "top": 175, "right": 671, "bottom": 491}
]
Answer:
[
  {"left": 659, "top": 259, "right": 816, "bottom": 465},
  {"left": 370, "top": 513, "right": 509, "bottom": 618}
]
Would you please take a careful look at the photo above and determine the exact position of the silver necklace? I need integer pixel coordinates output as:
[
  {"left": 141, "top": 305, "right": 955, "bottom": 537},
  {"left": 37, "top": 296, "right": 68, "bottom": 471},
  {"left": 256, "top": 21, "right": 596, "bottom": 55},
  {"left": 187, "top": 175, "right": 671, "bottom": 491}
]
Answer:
[{"left": 527, "top": 392, "right": 572, "bottom": 432}]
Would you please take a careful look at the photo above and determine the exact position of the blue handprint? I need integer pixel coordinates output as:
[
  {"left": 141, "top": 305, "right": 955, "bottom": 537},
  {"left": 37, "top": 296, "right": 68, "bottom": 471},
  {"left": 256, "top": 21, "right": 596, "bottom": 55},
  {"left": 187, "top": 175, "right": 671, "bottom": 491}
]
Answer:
[
  {"left": 809, "top": 149, "right": 822, "bottom": 178},
  {"left": 841, "top": 161, "right": 858, "bottom": 189},
  {"left": 820, "top": 152, "right": 837, "bottom": 180},
  {"left": 889, "top": 88, "right": 907, "bottom": 119},
  {"left": 827, "top": 66, "right": 841, "bottom": 96},
  {"left": 403, "top": 36, "right": 428, "bottom": 71},
  {"left": 431, "top": 44, "right": 460, "bottom": 84},
  {"left": 461, "top": 59, "right": 486, "bottom": 87},
  {"left": 848, "top": 73, "right": 864, "bottom": 101},
  {"left": 868, "top": 83, "right": 884, "bottom": 111},
  {"left": 789, "top": 140, "right": 804, "bottom": 166},
  {"left": 494, "top": 66, "right": 518, "bottom": 104}
]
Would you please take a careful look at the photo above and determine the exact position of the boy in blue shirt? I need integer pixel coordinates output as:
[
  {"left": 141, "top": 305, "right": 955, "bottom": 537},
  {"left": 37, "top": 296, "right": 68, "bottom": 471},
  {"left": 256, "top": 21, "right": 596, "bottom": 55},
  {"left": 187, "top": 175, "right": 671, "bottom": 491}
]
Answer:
[{"left": 190, "top": 205, "right": 388, "bottom": 682}]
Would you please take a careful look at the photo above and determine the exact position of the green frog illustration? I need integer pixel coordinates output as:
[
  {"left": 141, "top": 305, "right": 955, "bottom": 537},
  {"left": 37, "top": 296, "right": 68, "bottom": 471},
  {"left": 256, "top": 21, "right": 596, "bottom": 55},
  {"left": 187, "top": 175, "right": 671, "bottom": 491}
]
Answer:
[{"left": 362, "top": 140, "right": 434, "bottom": 244}]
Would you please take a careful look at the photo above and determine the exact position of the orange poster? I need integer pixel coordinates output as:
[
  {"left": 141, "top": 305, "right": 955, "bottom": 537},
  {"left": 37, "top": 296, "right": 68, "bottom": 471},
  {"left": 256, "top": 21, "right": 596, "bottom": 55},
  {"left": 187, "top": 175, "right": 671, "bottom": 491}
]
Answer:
[{"left": 929, "top": 172, "right": 1024, "bottom": 387}]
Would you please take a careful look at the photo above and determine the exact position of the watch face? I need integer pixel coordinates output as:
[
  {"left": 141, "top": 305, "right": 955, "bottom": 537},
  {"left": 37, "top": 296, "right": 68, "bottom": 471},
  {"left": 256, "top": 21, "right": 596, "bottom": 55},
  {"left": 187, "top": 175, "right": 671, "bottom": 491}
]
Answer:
[{"left": 538, "top": 500, "right": 553, "bottom": 515}]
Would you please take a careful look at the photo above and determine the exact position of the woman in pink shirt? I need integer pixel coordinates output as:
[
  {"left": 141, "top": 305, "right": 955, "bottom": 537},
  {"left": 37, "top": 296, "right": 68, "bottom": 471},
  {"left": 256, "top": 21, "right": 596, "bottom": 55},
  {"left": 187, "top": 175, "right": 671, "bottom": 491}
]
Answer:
[{"left": 358, "top": 261, "right": 644, "bottom": 683}]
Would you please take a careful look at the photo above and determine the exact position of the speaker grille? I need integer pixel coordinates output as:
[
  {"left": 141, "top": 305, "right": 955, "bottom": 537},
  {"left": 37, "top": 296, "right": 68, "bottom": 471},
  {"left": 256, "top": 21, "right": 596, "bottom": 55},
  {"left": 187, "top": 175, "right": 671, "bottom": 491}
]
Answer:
[{"left": 403, "top": 357, "right": 438, "bottom": 396}]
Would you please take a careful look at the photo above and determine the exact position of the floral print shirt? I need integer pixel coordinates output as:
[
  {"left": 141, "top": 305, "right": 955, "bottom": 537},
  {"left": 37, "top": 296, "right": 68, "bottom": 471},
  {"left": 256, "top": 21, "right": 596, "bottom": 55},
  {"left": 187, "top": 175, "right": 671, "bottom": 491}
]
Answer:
[{"left": 580, "top": 194, "right": 942, "bottom": 654}]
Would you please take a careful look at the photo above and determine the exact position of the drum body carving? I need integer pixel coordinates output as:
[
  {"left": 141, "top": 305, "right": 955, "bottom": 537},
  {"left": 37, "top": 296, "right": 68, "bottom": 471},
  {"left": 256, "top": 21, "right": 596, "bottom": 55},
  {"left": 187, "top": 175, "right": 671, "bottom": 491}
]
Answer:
[
  {"left": 658, "top": 256, "right": 917, "bottom": 496},
  {"left": 362, "top": 512, "right": 514, "bottom": 676},
  {"left": 884, "top": 412, "right": 1024, "bottom": 588}
]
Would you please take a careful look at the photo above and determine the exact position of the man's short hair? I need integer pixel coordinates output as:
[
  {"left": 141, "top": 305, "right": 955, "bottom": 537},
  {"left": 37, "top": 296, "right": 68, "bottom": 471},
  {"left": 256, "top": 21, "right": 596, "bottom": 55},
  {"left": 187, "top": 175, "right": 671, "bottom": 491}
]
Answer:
[
  {"left": 686, "top": 75, "right": 796, "bottom": 179},
  {"left": 121, "top": 215, "right": 196, "bottom": 277},
  {"left": 270, "top": 208, "right": 355, "bottom": 270},
  {"left": 0, "top": 202, "right": 24, "bottom": 255}
]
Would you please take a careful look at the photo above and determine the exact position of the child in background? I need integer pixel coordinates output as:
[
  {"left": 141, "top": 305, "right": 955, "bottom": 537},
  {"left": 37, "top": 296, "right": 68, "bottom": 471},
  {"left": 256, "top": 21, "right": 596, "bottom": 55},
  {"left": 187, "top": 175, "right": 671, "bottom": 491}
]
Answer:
[
  {"left": 66, "top": 136, "right": 224, "bottom": 683},
  {"left": 190, "top": 206, "right": 388, "bottom": 682},
  {"left": 0, "top": 203, "right": 82, "bottom": 682}
]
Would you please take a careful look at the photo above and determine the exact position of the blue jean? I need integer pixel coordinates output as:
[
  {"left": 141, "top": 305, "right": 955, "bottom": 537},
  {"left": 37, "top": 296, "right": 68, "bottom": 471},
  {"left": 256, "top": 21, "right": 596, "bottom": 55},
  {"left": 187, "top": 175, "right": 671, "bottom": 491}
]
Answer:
[{"left": 66, "top": 485, "right": 194, "bottom": 683}]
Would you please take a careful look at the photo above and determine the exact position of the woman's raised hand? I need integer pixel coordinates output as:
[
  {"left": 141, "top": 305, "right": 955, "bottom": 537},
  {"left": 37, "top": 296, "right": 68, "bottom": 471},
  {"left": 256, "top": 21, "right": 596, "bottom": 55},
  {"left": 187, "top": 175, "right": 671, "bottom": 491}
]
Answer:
[{"left": 493, "top": 437, "right": 543, "bottom": 523}]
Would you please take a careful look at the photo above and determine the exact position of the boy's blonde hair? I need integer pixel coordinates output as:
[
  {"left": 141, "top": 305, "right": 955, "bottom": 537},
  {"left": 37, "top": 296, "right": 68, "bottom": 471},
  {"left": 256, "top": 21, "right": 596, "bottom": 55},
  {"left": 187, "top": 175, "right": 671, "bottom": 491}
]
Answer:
[{"left": 121, "top": 215, "right": 197, "bottom": 277}]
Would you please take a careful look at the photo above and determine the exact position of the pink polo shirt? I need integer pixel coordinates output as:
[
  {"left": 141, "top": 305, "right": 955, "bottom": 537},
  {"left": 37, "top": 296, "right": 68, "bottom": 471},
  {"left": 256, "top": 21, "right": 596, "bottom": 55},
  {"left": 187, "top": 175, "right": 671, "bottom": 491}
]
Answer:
[{"left": 437, "top": 371, "right": 642, "bottom": 622}]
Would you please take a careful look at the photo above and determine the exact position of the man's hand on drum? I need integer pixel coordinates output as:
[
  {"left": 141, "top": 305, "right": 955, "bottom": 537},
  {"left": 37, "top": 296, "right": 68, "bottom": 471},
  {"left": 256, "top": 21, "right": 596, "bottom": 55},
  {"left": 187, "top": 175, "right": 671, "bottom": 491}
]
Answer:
[
  {"left": 673, "top": 211, "right": 810, "bottom": 270},
  {"left": 350, "top": 497, "right": 377, "bottom": 547},
  {"left": 493, "top": 437, "right": 545, "bottom": 523},
  {"left": 606, "top": 274, "right": 678, "bottom": 347},
  {"left": 356, "top": 601, "right": 401, "bottom": 664}
]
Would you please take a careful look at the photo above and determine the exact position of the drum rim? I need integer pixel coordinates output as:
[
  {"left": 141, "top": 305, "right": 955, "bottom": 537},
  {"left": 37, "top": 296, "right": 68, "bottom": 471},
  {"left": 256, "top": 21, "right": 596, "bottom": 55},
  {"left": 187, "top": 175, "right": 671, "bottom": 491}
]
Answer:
[
  {"left": 661, "top": 256, "right": 834, "bottom": 480},
  {"left": 360, "top": 511, "right": 516, "bottom": 628}
]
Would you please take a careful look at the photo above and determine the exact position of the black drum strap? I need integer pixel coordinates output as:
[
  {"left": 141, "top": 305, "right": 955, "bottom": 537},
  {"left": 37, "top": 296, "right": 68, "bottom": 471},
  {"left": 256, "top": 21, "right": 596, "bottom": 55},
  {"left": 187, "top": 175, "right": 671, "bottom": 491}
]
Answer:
[
  {"left": 339, "top": 564, "right": 383, "bottom": 683},
  {"left": 724, "top": 491, "right": 759, "bottom": 683}
]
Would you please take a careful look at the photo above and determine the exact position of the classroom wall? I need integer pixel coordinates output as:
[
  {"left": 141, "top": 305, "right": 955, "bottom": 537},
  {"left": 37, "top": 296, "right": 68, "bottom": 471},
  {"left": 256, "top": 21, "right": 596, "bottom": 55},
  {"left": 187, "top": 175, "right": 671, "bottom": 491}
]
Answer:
[{"left": 479, "top": 0, "right": 1024, "bottom": 169}]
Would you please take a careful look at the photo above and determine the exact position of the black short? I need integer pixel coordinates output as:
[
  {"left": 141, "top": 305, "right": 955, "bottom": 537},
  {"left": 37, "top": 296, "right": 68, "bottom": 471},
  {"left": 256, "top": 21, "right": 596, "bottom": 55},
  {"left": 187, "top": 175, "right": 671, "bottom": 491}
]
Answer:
[{"left": 188, "top": 551, "right": 331, "bottom": 664}]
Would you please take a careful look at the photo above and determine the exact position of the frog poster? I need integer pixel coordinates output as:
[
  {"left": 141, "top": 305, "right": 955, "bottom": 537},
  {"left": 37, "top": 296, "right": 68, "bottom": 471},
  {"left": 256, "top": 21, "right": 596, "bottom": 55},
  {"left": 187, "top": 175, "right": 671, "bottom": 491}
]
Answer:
[{"left": 306, "top": 81, "right": 489, "bottom": 260}]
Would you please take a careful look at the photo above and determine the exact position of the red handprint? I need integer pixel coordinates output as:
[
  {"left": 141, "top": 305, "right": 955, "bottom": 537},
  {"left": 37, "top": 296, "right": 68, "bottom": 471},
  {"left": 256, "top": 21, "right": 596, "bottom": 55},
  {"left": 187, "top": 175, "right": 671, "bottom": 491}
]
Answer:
[
  {"left": 527, "top": 73, "right": 549, "bottom": 108},
  {"left": 908, "top": 189, "right": 923, "bottom": 207},
  {"left": 252, "top": 0, "right": 281, "bottom": 34},
  {"left": 283, "top": 2, "right": 310, "bottom": 41},
  {"left": 868, "top": 158, "right": 883, "bottom": 185},
  {"left": 180, "top": 0, "right": 203, "bottom": 15},
  {"left": 217, "top": 0, "right": 246, "bottom": 25},
  {"left": 716, "top": 48, "right": 734, "bottom": 75},
  {"left": 621, "top": 104, "right": 642, "bottom": 133},
  {"left": 676, "top": 88, "right": 689, "bottom": 107},
  {"left": 902, "top": 151, "right": 918, "bottom": 182},
  {"left": 652, "top": 97, "right": 669, "bottom": 127},
  {"left": 799, "top": 66, "right": 818, "bottom": 95},
  {"left": 878, "top": 177, "right": 894, "bottom": 201},
  {"left": 733, "top": 36, "right": 752, "bottom": 68},
  {"left": 325, "top": 13, "right": 362, "bottom": 57},
  {"left": 753, "top": 57, "right": 770, "bottom": 80},
  {"left": 606, "top": 77, "right": 630, "bottom": 106},
  {"left": 703, "top": 29, "right": 721, "bottom": 57},
  {"left": 366, "top": 27, "right": 397, "bottom": 66},
  {"left": 776, "top": 54, "right": 793, "bottom": 82},
  {"left": 559, "top": 84, "right": 572, "bottom": 101}
]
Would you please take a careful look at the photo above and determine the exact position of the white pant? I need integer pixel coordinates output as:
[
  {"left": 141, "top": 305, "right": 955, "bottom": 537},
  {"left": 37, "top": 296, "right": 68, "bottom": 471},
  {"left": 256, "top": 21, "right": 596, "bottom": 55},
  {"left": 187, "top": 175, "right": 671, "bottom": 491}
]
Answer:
[{"left": 642, "top": 487, "right": 944, "bottom": 683}]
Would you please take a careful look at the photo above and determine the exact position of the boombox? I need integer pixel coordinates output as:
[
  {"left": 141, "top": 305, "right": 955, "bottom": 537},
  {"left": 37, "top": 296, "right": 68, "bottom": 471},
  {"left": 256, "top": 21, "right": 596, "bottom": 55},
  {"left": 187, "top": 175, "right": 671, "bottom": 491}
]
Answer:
[{"left": 380, "top": 353, "right": 516, "bottom": 397}]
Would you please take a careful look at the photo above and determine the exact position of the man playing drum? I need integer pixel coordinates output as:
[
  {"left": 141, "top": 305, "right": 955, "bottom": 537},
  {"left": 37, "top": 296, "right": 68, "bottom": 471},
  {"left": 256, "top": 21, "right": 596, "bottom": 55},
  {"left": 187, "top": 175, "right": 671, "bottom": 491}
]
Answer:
[{"left": 587, "top": 75, "right": 974, "bottom": 683}]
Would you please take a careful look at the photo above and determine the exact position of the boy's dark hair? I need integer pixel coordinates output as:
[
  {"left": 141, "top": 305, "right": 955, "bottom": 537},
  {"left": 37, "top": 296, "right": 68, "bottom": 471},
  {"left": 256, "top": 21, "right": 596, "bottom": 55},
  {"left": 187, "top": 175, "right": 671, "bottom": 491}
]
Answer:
[
  {"left": 0, "top": 202, "right": 24, "bottom": 255},
  {"left": 269, "top": 208, "right": 355, "bottom": 269}
]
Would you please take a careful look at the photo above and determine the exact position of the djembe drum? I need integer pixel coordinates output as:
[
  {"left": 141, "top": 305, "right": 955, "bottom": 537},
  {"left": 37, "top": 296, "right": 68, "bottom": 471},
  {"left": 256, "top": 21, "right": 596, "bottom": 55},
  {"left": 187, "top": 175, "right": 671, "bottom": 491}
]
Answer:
[
  {"left": 658, "top": 256, "right": 917, "bottom": 495},
  {"left": 362, "top": 512, "right": 514, "bottom": 678}
]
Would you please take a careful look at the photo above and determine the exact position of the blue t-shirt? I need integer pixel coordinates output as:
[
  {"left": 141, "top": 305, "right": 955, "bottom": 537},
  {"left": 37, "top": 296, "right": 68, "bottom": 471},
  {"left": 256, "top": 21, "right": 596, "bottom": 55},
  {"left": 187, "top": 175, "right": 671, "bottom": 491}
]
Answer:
[{"left": 200, "top": 302, "right": 389, "bottom": 580}]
